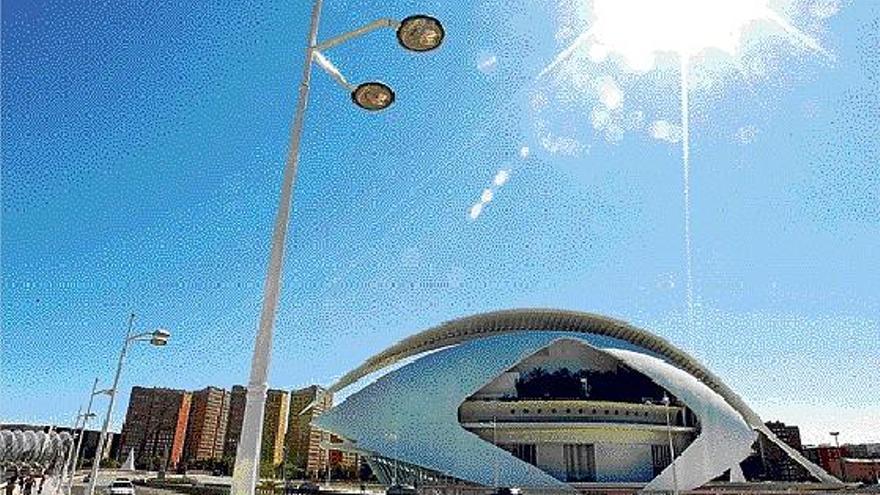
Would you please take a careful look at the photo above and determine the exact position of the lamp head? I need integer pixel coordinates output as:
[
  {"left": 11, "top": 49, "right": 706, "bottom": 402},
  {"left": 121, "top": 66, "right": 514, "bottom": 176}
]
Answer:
[
  {"left": 149, "top": 328, "right": 171, "bottom": 346},
  {"left": 397, "top": 15, "right": 444, "bottom": 52},
  {"left": 351, "top": 82, "right": 395, "bottom": 111}
]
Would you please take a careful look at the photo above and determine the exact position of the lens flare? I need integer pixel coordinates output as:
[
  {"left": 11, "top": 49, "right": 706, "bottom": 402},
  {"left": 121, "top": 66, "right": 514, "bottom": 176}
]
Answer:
[
  {"left": 538, "top": 0, "right": 829, "bottom": 321},
  {"left": 541, "top": 0, "right": 828, "bottom": 76}
]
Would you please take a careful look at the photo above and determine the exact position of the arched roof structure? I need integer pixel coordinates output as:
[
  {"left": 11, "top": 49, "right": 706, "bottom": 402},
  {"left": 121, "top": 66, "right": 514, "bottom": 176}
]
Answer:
[
  {"left": 331, "top": 309, "right": 756, "bottom": 418},
  {"left": 325, "top": 308, "right": 838, "bottom": 485}
]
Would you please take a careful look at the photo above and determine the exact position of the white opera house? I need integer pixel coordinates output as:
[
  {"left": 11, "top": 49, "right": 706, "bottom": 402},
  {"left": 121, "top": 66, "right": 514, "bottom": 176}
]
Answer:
[{"left": 314, "top": 309, "right": 838, "bottom": 493}]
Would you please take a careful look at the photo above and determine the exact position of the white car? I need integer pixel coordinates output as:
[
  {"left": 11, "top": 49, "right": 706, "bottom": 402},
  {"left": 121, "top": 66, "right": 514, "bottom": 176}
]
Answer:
[{"left": 106, "top": 479, "right": 135, "bottom": 495}]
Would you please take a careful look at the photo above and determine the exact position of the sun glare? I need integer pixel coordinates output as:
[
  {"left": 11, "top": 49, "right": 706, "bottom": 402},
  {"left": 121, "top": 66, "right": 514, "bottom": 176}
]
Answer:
[
  {"left": 541, "top": 0, "right": 827, "bottom": 76},
  {"left": 537, "top": 0, "right": 830, "bottom": 323},
  {"left": 592, "top": 0, "right": 772, "bottom": 65}
]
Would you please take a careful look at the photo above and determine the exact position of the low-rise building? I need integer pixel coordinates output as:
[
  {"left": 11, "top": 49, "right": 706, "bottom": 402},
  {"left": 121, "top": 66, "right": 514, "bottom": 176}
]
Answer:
[
  {"left": 839, "top": 458, "right": 880, "bottom": 484},
  {"left": 758, "top": 421, "right": 810, "bottom": 481}
]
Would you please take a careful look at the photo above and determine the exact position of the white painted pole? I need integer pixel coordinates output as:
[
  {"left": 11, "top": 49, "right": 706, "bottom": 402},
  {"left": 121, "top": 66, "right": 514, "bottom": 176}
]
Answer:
[
  {"left": 68, "top": 378, "right": 99, "bottom": 495},
  {"left": 231, "top": 1, "right": 323, "bottom": 494},
  {"left": 86, "top": 314, "right": 135, "bottom": 495},
  {"left": 65, "top": 408, "right": 82, "bottom": 494},
  {"left": 664, "top": 394, "right": 679, "bottom": 495},
  {"left": 492, "top": 415, "right": 498, "bottom": 489}
]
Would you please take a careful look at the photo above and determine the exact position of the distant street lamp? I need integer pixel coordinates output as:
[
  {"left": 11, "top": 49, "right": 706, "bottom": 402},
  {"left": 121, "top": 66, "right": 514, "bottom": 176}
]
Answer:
[
  {"left": 232, "top": 3, "right": 444, "bottom": 495},
  {"left": 66, "top": 378, "right": 103, "bottom": 495},
  {"left": 662, "top": 393, "right": 679, "bottom": 495},
  {"left": 830, "top": 431, "right": 845, "bottom": 482},
  {"left": 281, "top": 445, "right": 289, "bottom": 491},
  {"left": 579, "top": 377, "right": 589, "bottom": 398},
  {"left": 387, "top": 432, "right": 400, "bottom": 485},
  {"left": 85, "top": 314, "right": 171, "bottom": 495}
]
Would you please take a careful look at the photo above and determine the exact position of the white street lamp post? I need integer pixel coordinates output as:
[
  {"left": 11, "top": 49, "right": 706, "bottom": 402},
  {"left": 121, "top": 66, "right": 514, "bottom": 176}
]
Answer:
[
  {"left": 390, "top": 433, "right": 399, "bottom": 486},
  {"left": 66, "top": 378, "right": 101, "bottom": 495},
  {"left": 86, "top": 314, "right": 171, "bottom": 495},
  {"left": 831, "top": 431, "right": 845, "bottom": 482},
  {"left": 64, "top": 406, "right": 82, "bottom": 493},
  {"left": 231, "top": 3, "right": 443, "bottom": 495},
  {"left": 325, "top": 439, "right": 331, "bottom": 487},
  {"left": 662, "top": 393, "right": 679, "bottom": 495},
  {"left": 492, "top": 415, "right": 499, "bottom": 489}
]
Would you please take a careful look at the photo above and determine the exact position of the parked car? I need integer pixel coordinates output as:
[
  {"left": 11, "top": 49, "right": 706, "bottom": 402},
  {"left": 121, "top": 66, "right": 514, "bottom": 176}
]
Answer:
[
  {"left": 491, "top": 488, "right": 522, "bottom": 495},
  {"left": 296, "top": 482, "right": 320, "bottom": 494},
  {"left": 386, "top": 484, "right": 417, "bottom": 495},
  {"left": 106, "top": 479, "right": 135, "bottom": 495}
]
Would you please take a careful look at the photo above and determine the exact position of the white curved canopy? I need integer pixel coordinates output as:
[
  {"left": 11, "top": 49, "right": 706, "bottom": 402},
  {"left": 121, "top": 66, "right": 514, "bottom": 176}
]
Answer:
[
  {"left": 0, "top": 429, "right": 73, "bottom": 472},
  {"left": 324, "top": 308, "right": 839, "bottom": 485},
  {"left": 330, "top": 309, "right": 755, "bottom": 419}
]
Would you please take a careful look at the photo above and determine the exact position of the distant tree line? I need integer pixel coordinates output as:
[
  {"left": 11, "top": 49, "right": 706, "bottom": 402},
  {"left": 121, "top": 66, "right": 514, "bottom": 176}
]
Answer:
[{"left": 514, "top": 366, "right": 668, "bottom": 403}]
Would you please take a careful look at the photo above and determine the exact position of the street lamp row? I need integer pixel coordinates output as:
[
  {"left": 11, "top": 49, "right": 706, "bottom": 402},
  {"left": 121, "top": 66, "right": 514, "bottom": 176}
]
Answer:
[{"left": 67, "top": 7, "right": 440, "bottom": 495}]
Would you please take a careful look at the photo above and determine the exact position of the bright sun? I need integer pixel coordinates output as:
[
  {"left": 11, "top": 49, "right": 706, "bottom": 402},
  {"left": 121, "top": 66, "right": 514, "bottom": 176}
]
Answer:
[
  {"left": 542, "top": 0, "right": 827, "bottom": 76},
  {"left": 599, "top": 0, "right": 772, "bottom": 62}
]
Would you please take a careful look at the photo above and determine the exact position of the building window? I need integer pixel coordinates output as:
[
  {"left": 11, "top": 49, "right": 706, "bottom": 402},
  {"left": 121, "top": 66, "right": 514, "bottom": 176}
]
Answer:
[
  {"left": 563, "top": 444, "right": 596, "bottom": 482},
  {"left": 500, "top": 444, "right": 537, "bottom": 466},
  {"left": 652, "top": 444, "right": 672, "bottom": 476}
]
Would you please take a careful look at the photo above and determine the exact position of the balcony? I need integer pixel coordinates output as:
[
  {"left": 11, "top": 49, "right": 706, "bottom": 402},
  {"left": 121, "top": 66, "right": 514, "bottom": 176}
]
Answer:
[{"left": 459, "top": 399, "right": 693, "bottom": 428}]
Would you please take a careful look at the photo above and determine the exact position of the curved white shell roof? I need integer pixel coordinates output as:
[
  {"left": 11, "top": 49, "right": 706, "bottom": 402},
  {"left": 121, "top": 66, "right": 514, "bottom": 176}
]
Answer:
[
  {"left": 318, "top": 309, "right": 838, "bottom": 487},
  {"left": 327, "top": 309, "right": 758, "bottom": 425}
]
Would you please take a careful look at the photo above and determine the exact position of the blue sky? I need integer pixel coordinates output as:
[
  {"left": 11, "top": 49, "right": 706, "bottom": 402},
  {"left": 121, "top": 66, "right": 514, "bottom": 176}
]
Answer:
[{"left": 2, "top": 0, "right": 877, "bottom": 444}]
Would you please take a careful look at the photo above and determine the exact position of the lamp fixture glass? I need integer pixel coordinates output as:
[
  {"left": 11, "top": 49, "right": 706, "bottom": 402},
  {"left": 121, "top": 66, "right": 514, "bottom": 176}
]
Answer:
[
  {"left": 149, "top": 328, "right": 170, "bottom": 346},
  {"left": 352, "top": 82, "right": 395, "bottom": 111},
  {"left": 397, "top": 15, "right": 445, "bottom": 52}
]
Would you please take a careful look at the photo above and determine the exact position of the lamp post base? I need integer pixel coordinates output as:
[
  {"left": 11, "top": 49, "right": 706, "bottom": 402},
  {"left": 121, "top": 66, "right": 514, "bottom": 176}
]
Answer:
[{"left": 232, "top": 383, "right": 269, "bottom": 495}]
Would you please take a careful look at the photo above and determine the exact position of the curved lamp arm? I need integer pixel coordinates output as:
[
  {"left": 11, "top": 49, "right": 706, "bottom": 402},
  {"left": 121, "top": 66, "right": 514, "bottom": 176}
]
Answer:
[{"left": 315, "top": 18, "right": 399, "bottom": 52}]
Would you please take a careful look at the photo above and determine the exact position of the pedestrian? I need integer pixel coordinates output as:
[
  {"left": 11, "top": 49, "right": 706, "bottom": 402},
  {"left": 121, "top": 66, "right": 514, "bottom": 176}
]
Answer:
[
  {"left": 21, "top": 476, "right": 33, "bottom": 495},
  {"left": 4, "top": 474, "right": 17, "bottom": 495}
]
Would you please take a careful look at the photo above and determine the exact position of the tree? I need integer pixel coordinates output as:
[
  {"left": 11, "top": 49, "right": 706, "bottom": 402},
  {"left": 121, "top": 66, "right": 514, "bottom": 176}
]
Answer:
[
  {"left": 514, "top": 365, "right": 669, "bottom": 402},
  {"left": 358, "top": 461, "right": 375, "bottom": 482},
  {"left": 260, "top": 459, "right": 276, "bottom": 479}
]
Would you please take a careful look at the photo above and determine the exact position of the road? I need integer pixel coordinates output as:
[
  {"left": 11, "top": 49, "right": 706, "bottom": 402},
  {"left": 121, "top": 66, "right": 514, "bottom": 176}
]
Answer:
[
  {"left": 67, "top": 470, "right": 175, "bottom": 495},
  {"left": 70, "top": 485, "right": 182, "bottom": 495}
]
